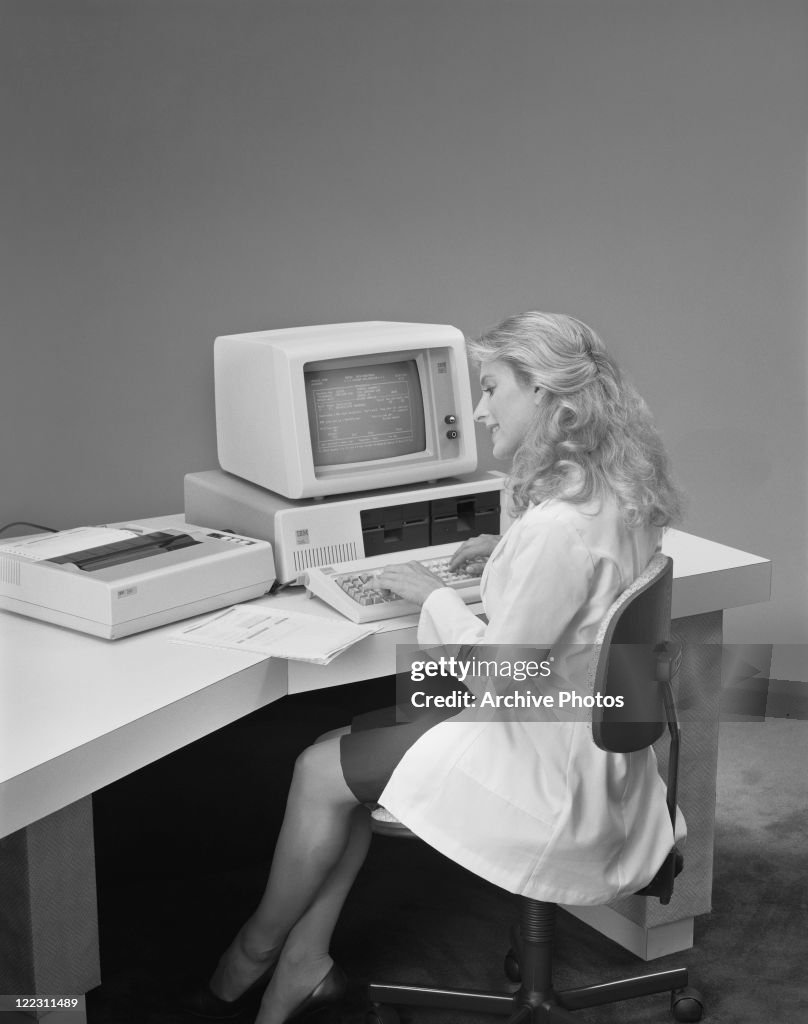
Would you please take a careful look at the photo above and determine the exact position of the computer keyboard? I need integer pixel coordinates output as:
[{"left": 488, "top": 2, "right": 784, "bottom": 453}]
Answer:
[{"left": 300, "top": 543, "right": 487, "bottom": 623}]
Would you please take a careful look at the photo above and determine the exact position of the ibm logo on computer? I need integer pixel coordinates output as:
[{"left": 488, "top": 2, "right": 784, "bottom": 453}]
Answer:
[{"left": 296, "top": 529, "right": 310, "bottom": 546}]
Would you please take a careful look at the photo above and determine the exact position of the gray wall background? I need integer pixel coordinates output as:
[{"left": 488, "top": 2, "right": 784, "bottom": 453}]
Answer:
[{"left": 2, "top": 0, "right": 806, "bottom": 676}]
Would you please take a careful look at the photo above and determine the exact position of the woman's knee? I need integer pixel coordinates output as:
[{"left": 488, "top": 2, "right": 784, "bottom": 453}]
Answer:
[{"left": 292, "top": 737, "right": 356, "bottom": 804}]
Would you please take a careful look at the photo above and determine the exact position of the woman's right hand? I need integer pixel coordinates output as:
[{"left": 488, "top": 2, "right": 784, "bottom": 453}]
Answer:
[{"left": 449, "top": 534, "right": 500, "bottom": 574}]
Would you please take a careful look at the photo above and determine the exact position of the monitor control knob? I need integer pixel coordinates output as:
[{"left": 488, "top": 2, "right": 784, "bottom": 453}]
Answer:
[
  {"left": 444, "top": 414, "right": 457, "bottom": 424},
  {"left": 446, "top": 429, "right": 459, "bottom": 440}
]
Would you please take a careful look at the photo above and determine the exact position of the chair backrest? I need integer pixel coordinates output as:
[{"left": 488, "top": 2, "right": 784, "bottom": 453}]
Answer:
[{"left": 590, "top": 553, "right": 673, "bottom": 754}]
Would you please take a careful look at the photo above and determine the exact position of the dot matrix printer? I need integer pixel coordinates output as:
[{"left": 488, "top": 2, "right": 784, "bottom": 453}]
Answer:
[{"left": 0, "top": 522, "right": 276, "bottom": 639}]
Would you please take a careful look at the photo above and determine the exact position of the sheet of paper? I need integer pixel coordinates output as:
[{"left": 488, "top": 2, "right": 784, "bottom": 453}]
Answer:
[
  {"left": 0, "top": 526, "right": 139, "bottom": 561},
  {"left": 170, "top": 605, "right": 378, "bottom": 665}
]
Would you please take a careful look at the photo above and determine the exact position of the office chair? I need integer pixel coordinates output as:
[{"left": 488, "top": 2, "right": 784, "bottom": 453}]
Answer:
[{"left": 366, "top": 554, "right": 704, "bottom": 1023}]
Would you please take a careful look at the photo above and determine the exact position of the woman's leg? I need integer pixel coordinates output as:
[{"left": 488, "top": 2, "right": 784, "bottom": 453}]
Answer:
[
  {"left": 210, "top": 731, "right": 363, "bottom": 999},
  {"left": 256, "top": 802, "right": 372, "bottom": 1023}
]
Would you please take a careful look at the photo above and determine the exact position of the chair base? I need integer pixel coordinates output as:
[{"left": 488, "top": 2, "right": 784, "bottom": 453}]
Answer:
[
  {"left": 366, "top": 900, "right": 704, "bottom": 1023},
  {"left": 369, "top": 966, "right": 698, "bottom": 1022}
]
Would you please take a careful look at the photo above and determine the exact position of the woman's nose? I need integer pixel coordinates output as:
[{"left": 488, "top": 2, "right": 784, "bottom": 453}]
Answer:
[{"left": 473, "top": 396, "right": 487, "bottom": 421}]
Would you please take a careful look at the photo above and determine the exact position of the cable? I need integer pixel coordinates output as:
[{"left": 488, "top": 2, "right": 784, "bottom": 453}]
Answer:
[{"left": 0, "top": 521, "right": 59, "bottom": 536}]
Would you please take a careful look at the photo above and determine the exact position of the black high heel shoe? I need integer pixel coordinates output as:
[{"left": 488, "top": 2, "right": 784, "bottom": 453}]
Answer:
[
  {"left": 284, "top": 963, "right": 348, "bottom": 1023},
  {"left": 181, "top": 957, "right": 278, "bottom": 1020}
]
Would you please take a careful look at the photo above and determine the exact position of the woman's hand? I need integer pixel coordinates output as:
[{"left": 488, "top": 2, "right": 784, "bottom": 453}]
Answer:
[
  {"left": 448, "top": 534, "right": 500, "bottom": 573},
  {"left": 372, "top": 561, "right": 447, "bottom": 606}
]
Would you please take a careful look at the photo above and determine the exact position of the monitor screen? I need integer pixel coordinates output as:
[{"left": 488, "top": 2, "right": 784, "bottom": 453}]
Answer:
[{"left": 304, "top": 359, "right": 426, "bottom": 467}]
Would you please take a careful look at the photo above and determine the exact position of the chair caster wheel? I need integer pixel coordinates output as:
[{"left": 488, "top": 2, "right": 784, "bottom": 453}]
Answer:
[
  {"left": 671, "top": 986, "right": 704, "bottom": 1022},
  {"left": 367, "top": 1003, "right": 400, "bottom": 1024},
  {"left": 504, "top": 947, "right": 521, "bottom": 982}
]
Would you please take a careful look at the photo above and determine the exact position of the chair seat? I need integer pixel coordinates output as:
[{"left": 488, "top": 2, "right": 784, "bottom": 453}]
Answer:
[
  {"left": 370, "top": 805, "right": 417, "bottom": 839},
  {"left": 372, "top": 806, "right": 685, "bottom": 898}
]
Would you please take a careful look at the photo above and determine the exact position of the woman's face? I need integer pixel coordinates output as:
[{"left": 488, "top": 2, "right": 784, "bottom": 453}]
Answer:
[{"left": 474, "top": 359, "right": 540, "bottom": 461}]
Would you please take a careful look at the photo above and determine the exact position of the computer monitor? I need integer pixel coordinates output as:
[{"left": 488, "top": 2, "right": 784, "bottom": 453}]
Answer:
[{"left": 214, "top": 321, "right": 478, "bottom": 499}]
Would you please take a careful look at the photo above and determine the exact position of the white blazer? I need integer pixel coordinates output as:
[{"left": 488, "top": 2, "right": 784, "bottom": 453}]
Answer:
[{"left": 378, "top": 497, "right": 685, "bottom": 905}]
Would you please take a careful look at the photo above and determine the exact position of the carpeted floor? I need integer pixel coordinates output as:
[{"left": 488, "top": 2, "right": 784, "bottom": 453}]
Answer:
[{"left": 86, "top": 681, "right": 808, "bottom": 1024}]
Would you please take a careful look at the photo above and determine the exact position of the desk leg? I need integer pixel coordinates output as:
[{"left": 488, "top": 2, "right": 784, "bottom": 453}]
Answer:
[
  {"left": 562, "top": 905, "right": 694, "bottom": 960},
  {"left": 0, "top": 796, "right": 98, "bottom": 1020},
  {"left": 563, "top": 609, "right": 724, "bottom": 960}
]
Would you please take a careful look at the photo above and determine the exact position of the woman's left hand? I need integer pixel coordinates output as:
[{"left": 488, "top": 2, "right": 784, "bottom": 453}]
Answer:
[{"left": 372, "top": 562, "right": 447, "bottom": 606}]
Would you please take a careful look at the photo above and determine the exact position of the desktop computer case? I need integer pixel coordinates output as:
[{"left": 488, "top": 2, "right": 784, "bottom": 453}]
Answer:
[{"left": 185, "top": 469, "right": 505, "bottom": 584}]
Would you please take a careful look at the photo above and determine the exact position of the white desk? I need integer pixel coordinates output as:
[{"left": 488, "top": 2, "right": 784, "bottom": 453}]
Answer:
[{"left": 0, "top": 527, "right": 770, "bottom": 1012}]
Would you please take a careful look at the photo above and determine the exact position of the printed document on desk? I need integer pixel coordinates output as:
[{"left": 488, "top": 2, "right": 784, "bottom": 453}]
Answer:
[{"left": 170, "top": 605, "right": 378, "bottom": 665}]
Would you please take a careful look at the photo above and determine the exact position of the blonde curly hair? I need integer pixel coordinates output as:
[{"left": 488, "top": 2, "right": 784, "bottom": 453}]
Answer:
[{"left": 467, "top": 312, "right": 684, "bottom": 527}]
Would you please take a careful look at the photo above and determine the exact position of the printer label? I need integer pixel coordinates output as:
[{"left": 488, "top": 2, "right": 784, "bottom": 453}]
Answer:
[
  {"left": 116, "top": 586, "right": 138, "bottom": 599},
  {"left": 208, "top": 531, "right": 256, "bottom": 546},
  {"left": 296, "top": 530, "right": 310, "bottom": 546}
]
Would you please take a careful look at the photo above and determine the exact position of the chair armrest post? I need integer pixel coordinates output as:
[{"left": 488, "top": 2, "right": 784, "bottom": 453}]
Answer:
[{"left": 655, "top": 641, "right": 682, "bottom": 829}]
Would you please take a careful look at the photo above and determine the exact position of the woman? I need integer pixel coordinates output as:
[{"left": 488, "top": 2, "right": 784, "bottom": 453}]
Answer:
[{"left": 186, "top": 312, "right": 683, "bottom": 1024}]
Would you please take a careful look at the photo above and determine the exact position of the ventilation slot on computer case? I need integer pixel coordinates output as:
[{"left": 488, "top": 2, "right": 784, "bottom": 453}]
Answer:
[
  {"left": 294, "top": 543, "right": 359, "bottom": 572},
  {"left": 0, "top": 557, "right": 21, "bottom": 586}
]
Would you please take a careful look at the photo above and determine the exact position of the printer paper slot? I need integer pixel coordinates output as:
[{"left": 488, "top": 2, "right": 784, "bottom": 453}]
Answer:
[{"left": 47, "top": 531, "right": 200, "bottom": 572}]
